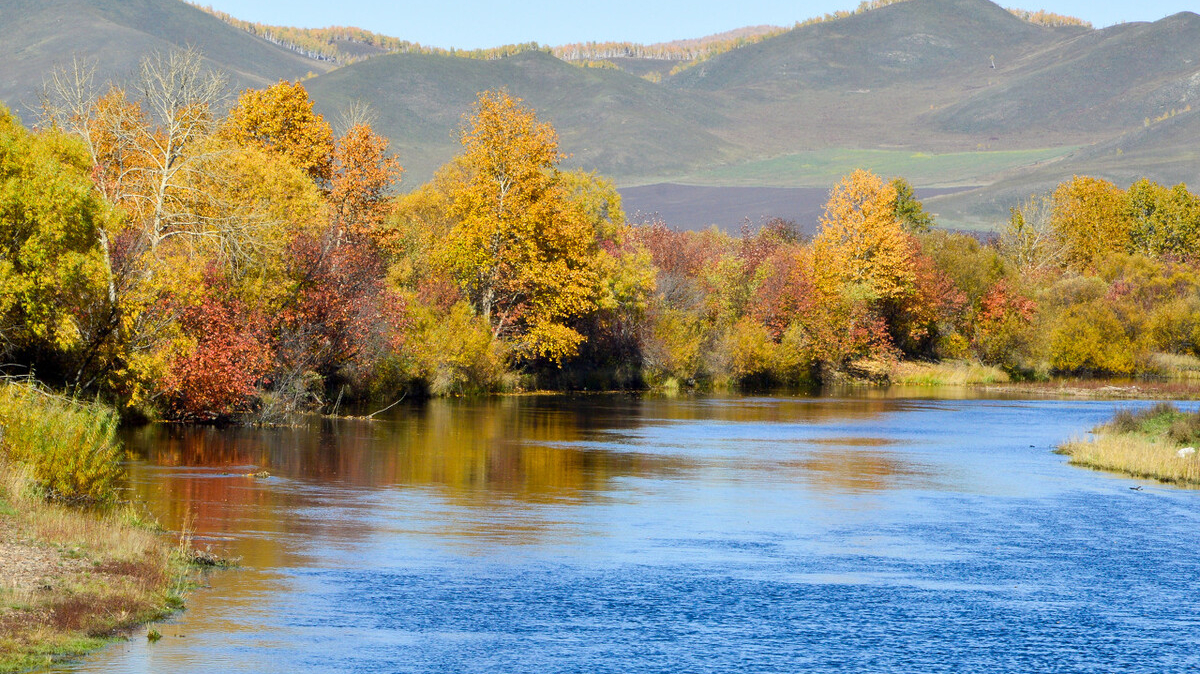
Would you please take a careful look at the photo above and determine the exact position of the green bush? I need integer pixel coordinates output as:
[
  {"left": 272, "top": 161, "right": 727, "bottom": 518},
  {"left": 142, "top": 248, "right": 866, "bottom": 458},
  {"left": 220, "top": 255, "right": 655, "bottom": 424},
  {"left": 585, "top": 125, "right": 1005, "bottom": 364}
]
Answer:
[{"left": 0, "top": 382, "right": 123, "bottom": 501}]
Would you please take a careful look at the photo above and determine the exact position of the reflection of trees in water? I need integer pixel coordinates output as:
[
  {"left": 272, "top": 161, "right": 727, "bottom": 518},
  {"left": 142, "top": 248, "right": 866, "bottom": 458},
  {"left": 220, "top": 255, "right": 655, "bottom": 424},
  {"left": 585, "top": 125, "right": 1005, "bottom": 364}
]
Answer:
[
  {"left": 784, "top": 438, "right": 929, "bottom": 493},
  {"left": 120, "top": 397, "right": 696, "bottom": 553},
  {"left": 120, "top": 396, "right": 916, "bottom": 554},
  {"left": 636, "top": 396, "right": 899, "bottom": 424}
]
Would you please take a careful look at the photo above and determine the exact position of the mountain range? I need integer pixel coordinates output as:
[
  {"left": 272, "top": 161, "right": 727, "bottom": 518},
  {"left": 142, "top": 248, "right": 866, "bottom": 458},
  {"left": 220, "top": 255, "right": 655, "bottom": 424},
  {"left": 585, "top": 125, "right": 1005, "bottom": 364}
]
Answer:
[{"left": 1, "top": 0, "right": 1198, "bottom": 229}]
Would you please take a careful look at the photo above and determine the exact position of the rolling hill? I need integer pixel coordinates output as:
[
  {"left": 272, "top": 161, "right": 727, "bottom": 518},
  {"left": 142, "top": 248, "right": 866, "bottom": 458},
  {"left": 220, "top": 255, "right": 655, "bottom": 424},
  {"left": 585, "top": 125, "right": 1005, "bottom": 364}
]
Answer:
[
  {"left": 303, "top": 49, "right": 731, "bottom": 184},
  {"left": 0, "top": 0, "right": 330, "bottom": 122},
  {"left": 3, "top": 0, "right": 1200, "bottom": 230}
]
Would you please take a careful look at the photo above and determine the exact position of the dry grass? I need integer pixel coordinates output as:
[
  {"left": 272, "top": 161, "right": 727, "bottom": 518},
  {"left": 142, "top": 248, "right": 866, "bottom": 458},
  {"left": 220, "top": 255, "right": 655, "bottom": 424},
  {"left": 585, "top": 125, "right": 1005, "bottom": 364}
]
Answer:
[
  {"left": 1059, "top": 402, "right": 1200, "bottom": 486},
  {"left": 1059, "top": 434, "right": 1200, "bottom": 486},
  {"left": 1152, "top": 353, "right": 1200, "bottom": 380},
  {"left": 0, "top": 462, "right": 191, "bottom": 672},
  {"left": 0, "top": 383, "right": 199, "bottom": 672},
  {"left": 889, "top": 360, "right": 1010, "bottom": 386}
]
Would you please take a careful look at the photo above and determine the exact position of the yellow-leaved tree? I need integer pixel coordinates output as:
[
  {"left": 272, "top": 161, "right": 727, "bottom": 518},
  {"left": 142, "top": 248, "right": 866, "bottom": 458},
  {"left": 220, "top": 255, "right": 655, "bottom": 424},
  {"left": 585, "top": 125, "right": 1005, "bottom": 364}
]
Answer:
[
  {"left": 223, "top": 80, "right": 335, "bottom": 186},
  {"left": 1050, "top": 175, "right": 1130, "bottom": 270},
  {"left": 812, "top": 169, "right": 914, "bottom": 303},
  {"left": 435, "top": 90, "right": 614, "bottom": 362}
]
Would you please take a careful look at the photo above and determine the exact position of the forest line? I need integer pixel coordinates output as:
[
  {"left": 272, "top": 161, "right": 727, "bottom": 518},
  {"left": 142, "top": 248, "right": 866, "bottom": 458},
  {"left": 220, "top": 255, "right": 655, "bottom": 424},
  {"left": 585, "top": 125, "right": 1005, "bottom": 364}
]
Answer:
[{"left": 5, "top": 50, "right": 1200, "bottom": 422}]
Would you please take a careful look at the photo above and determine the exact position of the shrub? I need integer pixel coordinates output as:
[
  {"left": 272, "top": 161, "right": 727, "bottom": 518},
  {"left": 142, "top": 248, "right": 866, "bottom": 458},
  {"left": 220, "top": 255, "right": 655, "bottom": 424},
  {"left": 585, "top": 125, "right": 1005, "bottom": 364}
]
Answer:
[
  {"left": 0, "top": 382, "right": 123, "bottom": 501},
  {"left": 1104, "top": 402, "right": 1181, "bottom": 435},
  {"left": 410, "top": 301, "right": 510, "bottom": 395},
  {"left": 1048, "top": 302, "right": 1139, "bottom": 374},
  {"left": 717, "top": 317, "right": 775, "bottom": 386}
]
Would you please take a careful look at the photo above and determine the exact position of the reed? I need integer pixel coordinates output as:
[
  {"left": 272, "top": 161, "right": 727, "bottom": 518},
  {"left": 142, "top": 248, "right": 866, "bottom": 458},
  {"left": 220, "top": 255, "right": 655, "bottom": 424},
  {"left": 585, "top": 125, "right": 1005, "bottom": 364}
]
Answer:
[
  {"left": 0, "top": 381, "right": 123, "bottom": 502},
  {"left": 1059, "top": 403, "right": 1200, "bottom": 486}
]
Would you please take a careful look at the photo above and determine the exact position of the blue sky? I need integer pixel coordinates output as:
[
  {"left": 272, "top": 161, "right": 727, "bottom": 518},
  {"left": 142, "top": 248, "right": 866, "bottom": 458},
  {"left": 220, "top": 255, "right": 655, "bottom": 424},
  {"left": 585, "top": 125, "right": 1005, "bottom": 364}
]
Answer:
[{"left": 196, "top": 0, "right": 1200, "bottom": 50}]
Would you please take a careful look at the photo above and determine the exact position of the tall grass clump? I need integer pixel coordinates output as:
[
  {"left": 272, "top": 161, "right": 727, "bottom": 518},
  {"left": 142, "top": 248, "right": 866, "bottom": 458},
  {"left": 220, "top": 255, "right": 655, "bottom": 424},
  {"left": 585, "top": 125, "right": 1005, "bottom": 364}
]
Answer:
[
  {"left": 0, "top": 382, "right": 123, "bottom": 502},
  {"left": 1060, "top": 402, "right": 1200, "bottom": 486},
  {"left": 889, "top": 360, "right": 1010, "bottom": 386}
]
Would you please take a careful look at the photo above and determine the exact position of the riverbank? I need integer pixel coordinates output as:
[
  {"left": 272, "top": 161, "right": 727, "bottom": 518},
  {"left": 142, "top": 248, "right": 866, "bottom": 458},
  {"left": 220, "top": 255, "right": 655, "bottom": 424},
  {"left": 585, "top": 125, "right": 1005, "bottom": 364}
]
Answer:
[
  {"left": 0, "top": 383, "right": 196, "bottom": 672},
  {"left": 1057, "top": 403, "right": 1200, "bottom": 486}
]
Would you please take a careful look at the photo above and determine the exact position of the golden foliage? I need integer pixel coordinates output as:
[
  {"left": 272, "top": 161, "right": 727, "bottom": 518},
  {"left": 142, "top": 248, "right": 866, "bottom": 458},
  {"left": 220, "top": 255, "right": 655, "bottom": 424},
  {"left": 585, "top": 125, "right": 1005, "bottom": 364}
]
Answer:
[
  {"left": 224, "top": 80, "right": 335, "bottom": 185},
  {"left": 812, "top": 169, "right": 914, "bottom": 303},
  {"left": 1050, "top": 176, "right": 1130, "bottom": 271},
  {"left": 436, "top": 91, "right": 615, "bottom": 362}
]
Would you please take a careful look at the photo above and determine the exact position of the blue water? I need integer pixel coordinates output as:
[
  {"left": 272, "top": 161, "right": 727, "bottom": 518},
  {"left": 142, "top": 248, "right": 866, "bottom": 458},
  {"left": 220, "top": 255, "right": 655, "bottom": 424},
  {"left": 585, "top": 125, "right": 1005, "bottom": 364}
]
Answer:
[{"left": 53, "top": 396, "right": 1200, "bottom": 673}]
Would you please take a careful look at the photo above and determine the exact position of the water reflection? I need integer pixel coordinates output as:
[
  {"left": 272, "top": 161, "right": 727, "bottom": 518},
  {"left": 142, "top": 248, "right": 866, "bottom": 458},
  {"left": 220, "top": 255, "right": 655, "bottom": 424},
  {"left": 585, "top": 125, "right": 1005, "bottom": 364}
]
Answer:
[{"left": 120, "top": 395, "right": 928, "bottom": 556}]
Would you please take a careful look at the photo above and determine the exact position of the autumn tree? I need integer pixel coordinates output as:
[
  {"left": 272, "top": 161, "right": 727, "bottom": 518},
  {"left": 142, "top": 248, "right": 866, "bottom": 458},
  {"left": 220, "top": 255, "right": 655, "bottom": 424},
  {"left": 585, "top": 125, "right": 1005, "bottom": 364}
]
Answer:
[
  {"left": 1000, "top": 193, "right": 1066, "bottom": 275},
  {"left": 435, "top": 90, "right": 615, "bottom": 361},
  {"left": 161, "top": 270, "right": 272, "bottom": 420},
  {"left": 1051, "top": 176, "right": 1130, "bottom": 270},
  {"left": 1124, "top": 179, "right": 1200, "bottom": 259},
  {"left": 812, "top": 169, "right": 914, "bottom": 303},
  {"left": 330, "top": 123, "right": 403, "bottom": 240},
  {"left": 126, "top": 49, "right": 228, "bottom": 253},
  {"left": 185, "top": 140, "right": 327, "bottom": 283},
  {"left": 970, "top": 279, "right": 1037, "bottom": 367},
  {"left": 224, "top": 80, "right": 334, "bottom": 185},
  {"left": 0, "top": 106, "right": 111, "bottom": 374}
]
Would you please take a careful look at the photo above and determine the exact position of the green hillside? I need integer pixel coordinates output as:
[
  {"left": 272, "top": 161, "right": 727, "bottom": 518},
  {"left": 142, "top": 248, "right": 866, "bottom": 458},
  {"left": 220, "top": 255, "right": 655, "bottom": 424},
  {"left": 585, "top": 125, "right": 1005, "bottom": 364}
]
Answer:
[
  {"left": 678, "top": 147, "right": 1078, "bottom": 188},
  {"left": 0, "top": 0, "right": 330, "bottom": 121},
  {"left": 927, "top": 107, "right": 1200, "bottom": 229},
  {"left": 303, "top": 50, "right": 730, "bottom": 184},
  {"left": 3, "top": 0, "right": 1200, "bottom": 228}
]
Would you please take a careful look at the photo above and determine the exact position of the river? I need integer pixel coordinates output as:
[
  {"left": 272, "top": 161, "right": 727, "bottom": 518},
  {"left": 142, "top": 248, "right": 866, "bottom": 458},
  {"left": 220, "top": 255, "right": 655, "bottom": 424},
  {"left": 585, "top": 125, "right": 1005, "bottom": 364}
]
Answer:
[{"left": 50, "top": 393, "right": 1200, "bottom": 673}]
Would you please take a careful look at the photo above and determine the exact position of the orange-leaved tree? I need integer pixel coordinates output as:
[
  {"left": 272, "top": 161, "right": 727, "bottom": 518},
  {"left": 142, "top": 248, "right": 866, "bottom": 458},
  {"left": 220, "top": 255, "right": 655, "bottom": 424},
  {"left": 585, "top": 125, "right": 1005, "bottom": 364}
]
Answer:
[
  {"left": 224, "top": 80, "right": 334, "bottom": 186},
  {"left": 330, "top": 123, "right": 403, "bottom": 240}
]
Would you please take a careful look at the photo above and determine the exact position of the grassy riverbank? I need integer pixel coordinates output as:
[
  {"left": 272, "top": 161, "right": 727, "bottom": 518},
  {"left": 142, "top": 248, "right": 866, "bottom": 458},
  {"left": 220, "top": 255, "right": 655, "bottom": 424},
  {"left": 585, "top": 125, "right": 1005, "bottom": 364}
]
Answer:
[
  {"left": 1058, "top": 403, "right": 1200, "bottom": 486},
  {"left": 887, "top": 360, "right": 1010, "bottom": 387},
  {"left": 0, "top": 383, "right": 195, "bottom": 672}
]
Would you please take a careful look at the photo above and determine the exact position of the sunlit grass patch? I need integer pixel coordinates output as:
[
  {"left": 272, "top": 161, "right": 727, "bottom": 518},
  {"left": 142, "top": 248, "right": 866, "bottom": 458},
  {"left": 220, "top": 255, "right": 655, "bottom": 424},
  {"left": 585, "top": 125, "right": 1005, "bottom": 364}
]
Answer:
[
  {"left": 889, "top": 360, "right": 1010, "bottom": 386},
  {"left": 0, "top": 463, "right": 194, "bottom": 672},
  {"left": 0, "top": 381, "right": 203, "bottom": 672},
  {"left": 1151, "top": 352, "right": 1200, "bottom": 380},
  {"left": 1058, "top": 402, "right": 1200, "bottom": 486}
]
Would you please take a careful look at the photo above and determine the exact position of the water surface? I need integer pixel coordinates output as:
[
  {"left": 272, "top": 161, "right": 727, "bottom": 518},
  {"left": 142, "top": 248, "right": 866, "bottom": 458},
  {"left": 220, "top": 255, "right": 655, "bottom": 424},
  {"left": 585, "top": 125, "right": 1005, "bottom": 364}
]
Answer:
[{"left": 53, "top": 394, "right": 1200, "bottom": 673}]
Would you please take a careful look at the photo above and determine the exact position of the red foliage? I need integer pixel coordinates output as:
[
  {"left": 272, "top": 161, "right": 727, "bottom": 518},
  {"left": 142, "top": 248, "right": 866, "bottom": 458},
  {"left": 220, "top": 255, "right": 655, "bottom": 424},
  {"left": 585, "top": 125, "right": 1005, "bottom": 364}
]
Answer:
[
  {"left": 278, "top": 233, "right": 407, "bottom": 379},
  {"left": 738, "top": 217, "right": 799, "bottom": 277},
  {"left": 971, "top": 278, "right": 1037, "bottom": 364},
  {"left": 977, "top": 279, "right": 1036, "bottom": 326},
  {"left": 416, "top": 273, "right": 463, "bottom": 313},
  {"left": 748, "top": 248, "right": 816, "bottom": 339},
  {"left": 891, "top": 240, "right": 967, "bottom": 354},
  {"left": 162, "top": 272, "right": 273, "bottom": 421},
  {"left": 632, "top": 220, "right": 728, "bottom": 278}
]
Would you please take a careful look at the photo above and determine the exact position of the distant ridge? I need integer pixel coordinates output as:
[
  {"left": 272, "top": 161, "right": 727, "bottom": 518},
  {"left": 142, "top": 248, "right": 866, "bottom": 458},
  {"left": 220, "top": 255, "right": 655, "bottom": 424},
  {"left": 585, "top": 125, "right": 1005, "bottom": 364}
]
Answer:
[
  {"left": 303, "top": 50, "right": 730, "bottom": 182},
  {"left": 1, "top": 0, "right": 1198, "bottom": 229},
  {"left": 0, "top": 0, "right": 331, "bottom": 121}
]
